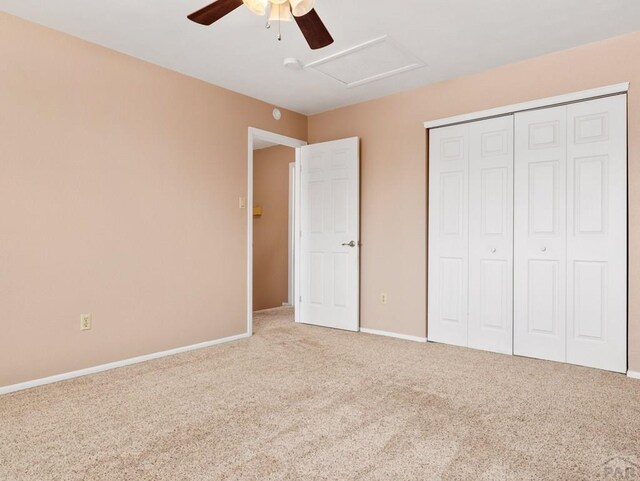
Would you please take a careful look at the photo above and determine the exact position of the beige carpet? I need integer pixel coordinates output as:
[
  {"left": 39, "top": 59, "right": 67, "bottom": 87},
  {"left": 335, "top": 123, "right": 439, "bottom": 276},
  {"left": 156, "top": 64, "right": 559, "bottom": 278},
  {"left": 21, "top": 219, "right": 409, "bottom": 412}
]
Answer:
[{"left": 1, "top": 307, "right": 639, "bottom": 481}]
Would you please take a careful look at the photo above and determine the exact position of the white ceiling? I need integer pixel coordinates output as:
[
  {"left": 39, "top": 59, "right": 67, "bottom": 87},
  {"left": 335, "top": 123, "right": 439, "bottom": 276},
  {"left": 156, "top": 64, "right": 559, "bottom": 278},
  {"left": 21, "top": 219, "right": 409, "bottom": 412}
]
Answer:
[{"left": 2, "top": 0, "right": 640, "bottom": 115}]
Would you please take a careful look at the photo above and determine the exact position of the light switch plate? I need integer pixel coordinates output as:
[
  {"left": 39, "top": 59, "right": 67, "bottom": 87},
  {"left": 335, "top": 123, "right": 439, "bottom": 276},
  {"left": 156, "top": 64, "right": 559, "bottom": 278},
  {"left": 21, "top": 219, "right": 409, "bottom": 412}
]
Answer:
[{"left": 239, "top": 197, "right": 247, "bottom": 209}]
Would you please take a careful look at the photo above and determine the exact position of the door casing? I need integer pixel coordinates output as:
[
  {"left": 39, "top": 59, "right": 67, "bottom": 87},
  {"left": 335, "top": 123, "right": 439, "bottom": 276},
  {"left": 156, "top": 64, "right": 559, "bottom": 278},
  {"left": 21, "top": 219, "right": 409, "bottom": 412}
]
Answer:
[{"left": 425, "top": 84, "right": 630, "bottom": 374}]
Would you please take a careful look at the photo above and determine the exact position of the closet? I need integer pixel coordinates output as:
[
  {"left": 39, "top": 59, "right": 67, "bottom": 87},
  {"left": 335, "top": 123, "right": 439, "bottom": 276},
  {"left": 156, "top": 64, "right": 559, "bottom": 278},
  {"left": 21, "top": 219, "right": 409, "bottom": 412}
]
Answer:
[{"left": 428, "top": 94, "right": 627, "bottom": 373}]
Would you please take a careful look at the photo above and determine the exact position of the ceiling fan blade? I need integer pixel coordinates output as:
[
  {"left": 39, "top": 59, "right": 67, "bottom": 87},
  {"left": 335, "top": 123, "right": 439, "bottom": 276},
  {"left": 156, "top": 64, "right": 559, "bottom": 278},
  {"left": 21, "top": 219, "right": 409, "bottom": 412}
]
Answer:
[
  {"left": 188, "top": 0, "right": 243, "bottom": 26},
  {"left": 293, "top": 9, "right": 334, "bottom": 50}
]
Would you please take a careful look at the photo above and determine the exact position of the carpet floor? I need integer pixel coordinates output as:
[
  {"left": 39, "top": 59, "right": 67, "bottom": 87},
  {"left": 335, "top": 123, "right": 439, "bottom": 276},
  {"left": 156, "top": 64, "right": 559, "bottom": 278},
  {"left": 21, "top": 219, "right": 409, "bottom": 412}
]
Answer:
[{"left": 1, "top": 307, "right": 639, "bottom": 480}]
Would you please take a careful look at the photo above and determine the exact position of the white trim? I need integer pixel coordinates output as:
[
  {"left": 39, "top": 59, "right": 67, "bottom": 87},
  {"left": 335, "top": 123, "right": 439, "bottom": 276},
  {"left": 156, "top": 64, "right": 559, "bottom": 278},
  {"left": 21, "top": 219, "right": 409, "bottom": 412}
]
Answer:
[
  {"left": 424, "top": 83, "right": 629, "bottom": 129},
  {"left": 247, "top": 128, "right": 306, "bottom": 335},
  {"left": 628, "top": 370, "right": 640, "bottom": 380},
  {"left": 0, "top": 332, "right": 250, "bottom": 396},
  {"left": 288, "top": 162, "right": 296, "bottom": 306},
  {"left": 360, "top": 327, "right": 427, "bottom": 343},
  {"left": 294, "top": 148, "right": 302, "bottom": 324}
]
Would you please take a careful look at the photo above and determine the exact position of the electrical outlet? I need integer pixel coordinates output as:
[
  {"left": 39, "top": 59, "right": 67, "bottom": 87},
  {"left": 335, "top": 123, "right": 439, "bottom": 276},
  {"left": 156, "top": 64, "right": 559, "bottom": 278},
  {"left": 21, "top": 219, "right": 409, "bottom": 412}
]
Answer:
[
  {"left": 381, "top": 293, "right": 388, "bottom": 305},
  {"left": 80, "top": 314, "right": 92, "bottom": 331}
]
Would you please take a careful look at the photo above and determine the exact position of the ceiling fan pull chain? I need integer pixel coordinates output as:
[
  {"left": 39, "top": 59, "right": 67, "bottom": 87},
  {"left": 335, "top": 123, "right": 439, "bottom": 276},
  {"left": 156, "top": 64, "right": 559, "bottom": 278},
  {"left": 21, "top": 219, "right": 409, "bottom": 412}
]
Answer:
[
  {"left": 277, "top": 4, "right": 282, "bottom": 41},
  {"left": 265, "top": 2, "right": 271, "bottom": 29}
]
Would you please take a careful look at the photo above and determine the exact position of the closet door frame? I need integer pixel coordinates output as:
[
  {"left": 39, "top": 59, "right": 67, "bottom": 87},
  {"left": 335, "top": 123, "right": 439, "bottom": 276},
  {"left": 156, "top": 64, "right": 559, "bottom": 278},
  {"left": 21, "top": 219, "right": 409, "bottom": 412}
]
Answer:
[
  {"left": 425, "top": 83, "right": 629, "bottom": 374},
  {"left": 424, "top": 84, "right": 628, "bottom": 130}
]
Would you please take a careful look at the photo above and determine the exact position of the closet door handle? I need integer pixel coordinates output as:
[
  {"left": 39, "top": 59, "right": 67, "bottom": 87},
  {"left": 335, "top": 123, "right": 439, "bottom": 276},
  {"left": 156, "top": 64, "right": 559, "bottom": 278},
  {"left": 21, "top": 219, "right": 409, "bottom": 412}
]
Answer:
[
  {"left": 540, "top": 247, "right": 547, "bottom": 252},
  {"left": 490, "top": 248, "right": 496, "bottom": 254}
]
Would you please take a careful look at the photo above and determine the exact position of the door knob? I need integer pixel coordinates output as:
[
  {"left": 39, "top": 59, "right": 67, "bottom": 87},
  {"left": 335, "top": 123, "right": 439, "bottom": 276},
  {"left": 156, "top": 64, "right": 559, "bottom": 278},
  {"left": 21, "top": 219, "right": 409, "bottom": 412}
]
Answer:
[
  {"left": 490, "top": 248, "right": 497, "bottom": 254},
  {"left": 342, "top": 241, "right": 356, "bottom": 248},
  {"left": 541, "top": 247, "right": 547, "bottom": 252}
]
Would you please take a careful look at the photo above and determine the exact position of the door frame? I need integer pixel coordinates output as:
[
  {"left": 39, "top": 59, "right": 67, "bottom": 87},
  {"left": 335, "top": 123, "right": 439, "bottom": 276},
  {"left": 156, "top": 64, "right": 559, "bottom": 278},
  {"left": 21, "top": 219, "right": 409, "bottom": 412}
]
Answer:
[
  {"left": 288, "top": 162, "right": 296, "bottom": 306},
  {"left": 423, "top": 83, "right": 628, "bottom": 129},
  {"left": 424, "top": 83, "right": 630, "bottom": 373},
  {"left": 247, "top": 128, "right": 307, "bottom": 336}
]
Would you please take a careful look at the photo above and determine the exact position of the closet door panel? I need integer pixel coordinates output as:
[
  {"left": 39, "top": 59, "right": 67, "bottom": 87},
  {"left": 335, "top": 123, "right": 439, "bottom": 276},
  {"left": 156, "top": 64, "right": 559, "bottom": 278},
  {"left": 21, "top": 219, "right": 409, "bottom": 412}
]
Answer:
[
  {"left": 428, "top": 124, "right": 469, "bottom": 347},
  {"left": 566, "top": 95, "right": 627, "bottom": 373},
  {"left": 514, "top": 106, "right": 567, "bottom": 363},
  {"left": 468, "top": 116, "right": 514, "bottom": 354}
]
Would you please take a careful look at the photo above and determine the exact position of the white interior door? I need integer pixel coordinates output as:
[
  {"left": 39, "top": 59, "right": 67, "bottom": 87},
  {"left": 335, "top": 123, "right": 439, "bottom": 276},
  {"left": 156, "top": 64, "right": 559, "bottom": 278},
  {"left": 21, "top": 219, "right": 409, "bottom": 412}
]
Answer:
[
  {"left": 468, "top": 116, "right": 514, "bottom": 354},
  {"left": 428, "top": 124, "right": 469, "bottom": 346},
  {"left": 299, "top": 137, "right": 360, "bottom": 331},
  {"left": 514, "top": 105, "right": 568, "bottom": 363},
  {"left": 566, "top": 95, "right": 627, "bottom": 373}
]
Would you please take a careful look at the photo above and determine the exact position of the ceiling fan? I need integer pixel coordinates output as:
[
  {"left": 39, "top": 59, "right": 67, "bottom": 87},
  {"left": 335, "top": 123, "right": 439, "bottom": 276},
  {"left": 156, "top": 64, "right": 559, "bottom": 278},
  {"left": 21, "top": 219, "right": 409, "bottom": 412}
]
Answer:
[{"left": 188, "top": 0, "right": 334, "bottom": 50}]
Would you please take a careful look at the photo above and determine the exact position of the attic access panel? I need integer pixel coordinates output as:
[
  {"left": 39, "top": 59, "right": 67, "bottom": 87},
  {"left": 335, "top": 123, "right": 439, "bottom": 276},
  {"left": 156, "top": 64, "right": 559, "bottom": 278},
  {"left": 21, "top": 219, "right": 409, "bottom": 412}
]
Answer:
[{"left": 305, "top": 36, "right": 425, "bottom": 88}]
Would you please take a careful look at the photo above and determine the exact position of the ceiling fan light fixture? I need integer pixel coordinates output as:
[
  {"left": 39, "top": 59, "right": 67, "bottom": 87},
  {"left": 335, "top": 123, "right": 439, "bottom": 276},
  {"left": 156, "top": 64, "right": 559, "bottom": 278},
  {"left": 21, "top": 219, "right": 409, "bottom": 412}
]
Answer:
[
  {"left": 187, "top": 0, "right": 333, "bottom": 50},
  {"left": 269, "top": 1, "right": 293, "bottom": 22},
  {"left": 290, "top": 0, "right": 315, "bottom": 17},
  {"left": 243, "top": 0, "right": 268, "bottom": 15}
]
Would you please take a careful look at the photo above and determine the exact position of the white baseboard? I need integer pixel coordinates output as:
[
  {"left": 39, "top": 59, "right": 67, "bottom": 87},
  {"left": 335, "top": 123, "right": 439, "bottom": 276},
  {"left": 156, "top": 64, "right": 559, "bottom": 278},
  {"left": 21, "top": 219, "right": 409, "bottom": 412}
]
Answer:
[
  {"left": 360, "top": 327, "right": 427, "bottom": 343},
  {"left": 628, "top": 370, "right": 640, "bottom": 380},
  {"left": 0, "top": 332, "right": 251, "bottom": 396}
]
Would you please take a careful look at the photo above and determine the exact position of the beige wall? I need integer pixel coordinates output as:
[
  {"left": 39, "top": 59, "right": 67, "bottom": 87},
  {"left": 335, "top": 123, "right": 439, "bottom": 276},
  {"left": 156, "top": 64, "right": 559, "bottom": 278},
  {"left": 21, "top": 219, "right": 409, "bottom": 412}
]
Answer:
[
  {"left": 3, "top": 11, "right": 640, "bottom": 388},
  {"left": 308, "top": 32, "right": 640, "bottom": 372},
  {"left": 253, "top": 145, "right": 295, "bottom": 311},
  {"left": 0, "top": 13, "right": 307, "bottom": 388}
]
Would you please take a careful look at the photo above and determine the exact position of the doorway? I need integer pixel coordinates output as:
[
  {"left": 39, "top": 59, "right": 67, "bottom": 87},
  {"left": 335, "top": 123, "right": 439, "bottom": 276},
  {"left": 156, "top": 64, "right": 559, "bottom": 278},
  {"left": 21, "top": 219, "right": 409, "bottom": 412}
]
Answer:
[
  {"left": 253, "top": 144, "right": 295, "bottom": 309},
  {"left": 425, "top": 88, "right": 628, "bottom": 373},
  {"left": 247, "top": 128, "right": 306, "bottom": 335},
  {"left": 247, "top": 128, "right": 361, "bottom": 335}
]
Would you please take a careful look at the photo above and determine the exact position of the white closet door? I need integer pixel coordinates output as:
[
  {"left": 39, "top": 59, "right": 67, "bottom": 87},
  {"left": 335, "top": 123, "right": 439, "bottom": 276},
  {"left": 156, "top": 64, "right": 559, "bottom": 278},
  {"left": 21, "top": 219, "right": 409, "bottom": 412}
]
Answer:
[
  {"left": 514, "top": 106, "right": 568, "bottom": 363},
  {"left": 468, "top": 116, "right": 514, "bottom": 354},
  {"left": 566, "top": 95, "right": 627, "bottom": 372},
  {"left": 428, "top": 124, "right": 469, "bottom": 346}
]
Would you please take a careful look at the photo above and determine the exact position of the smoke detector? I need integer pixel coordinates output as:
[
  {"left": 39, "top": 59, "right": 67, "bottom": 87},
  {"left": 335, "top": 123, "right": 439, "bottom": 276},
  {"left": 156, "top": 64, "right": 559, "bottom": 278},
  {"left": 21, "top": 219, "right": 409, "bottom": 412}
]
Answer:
[{"left": 283, "top": 57, "right": 303, "bottom": 71}]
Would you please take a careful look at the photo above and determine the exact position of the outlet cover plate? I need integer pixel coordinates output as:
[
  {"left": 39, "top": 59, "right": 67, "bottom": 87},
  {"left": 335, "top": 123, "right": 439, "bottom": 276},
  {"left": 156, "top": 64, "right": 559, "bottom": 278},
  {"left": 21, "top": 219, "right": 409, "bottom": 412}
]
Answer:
[{"left": 80, "top": 314, "right": 92, "bottom": 331}]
